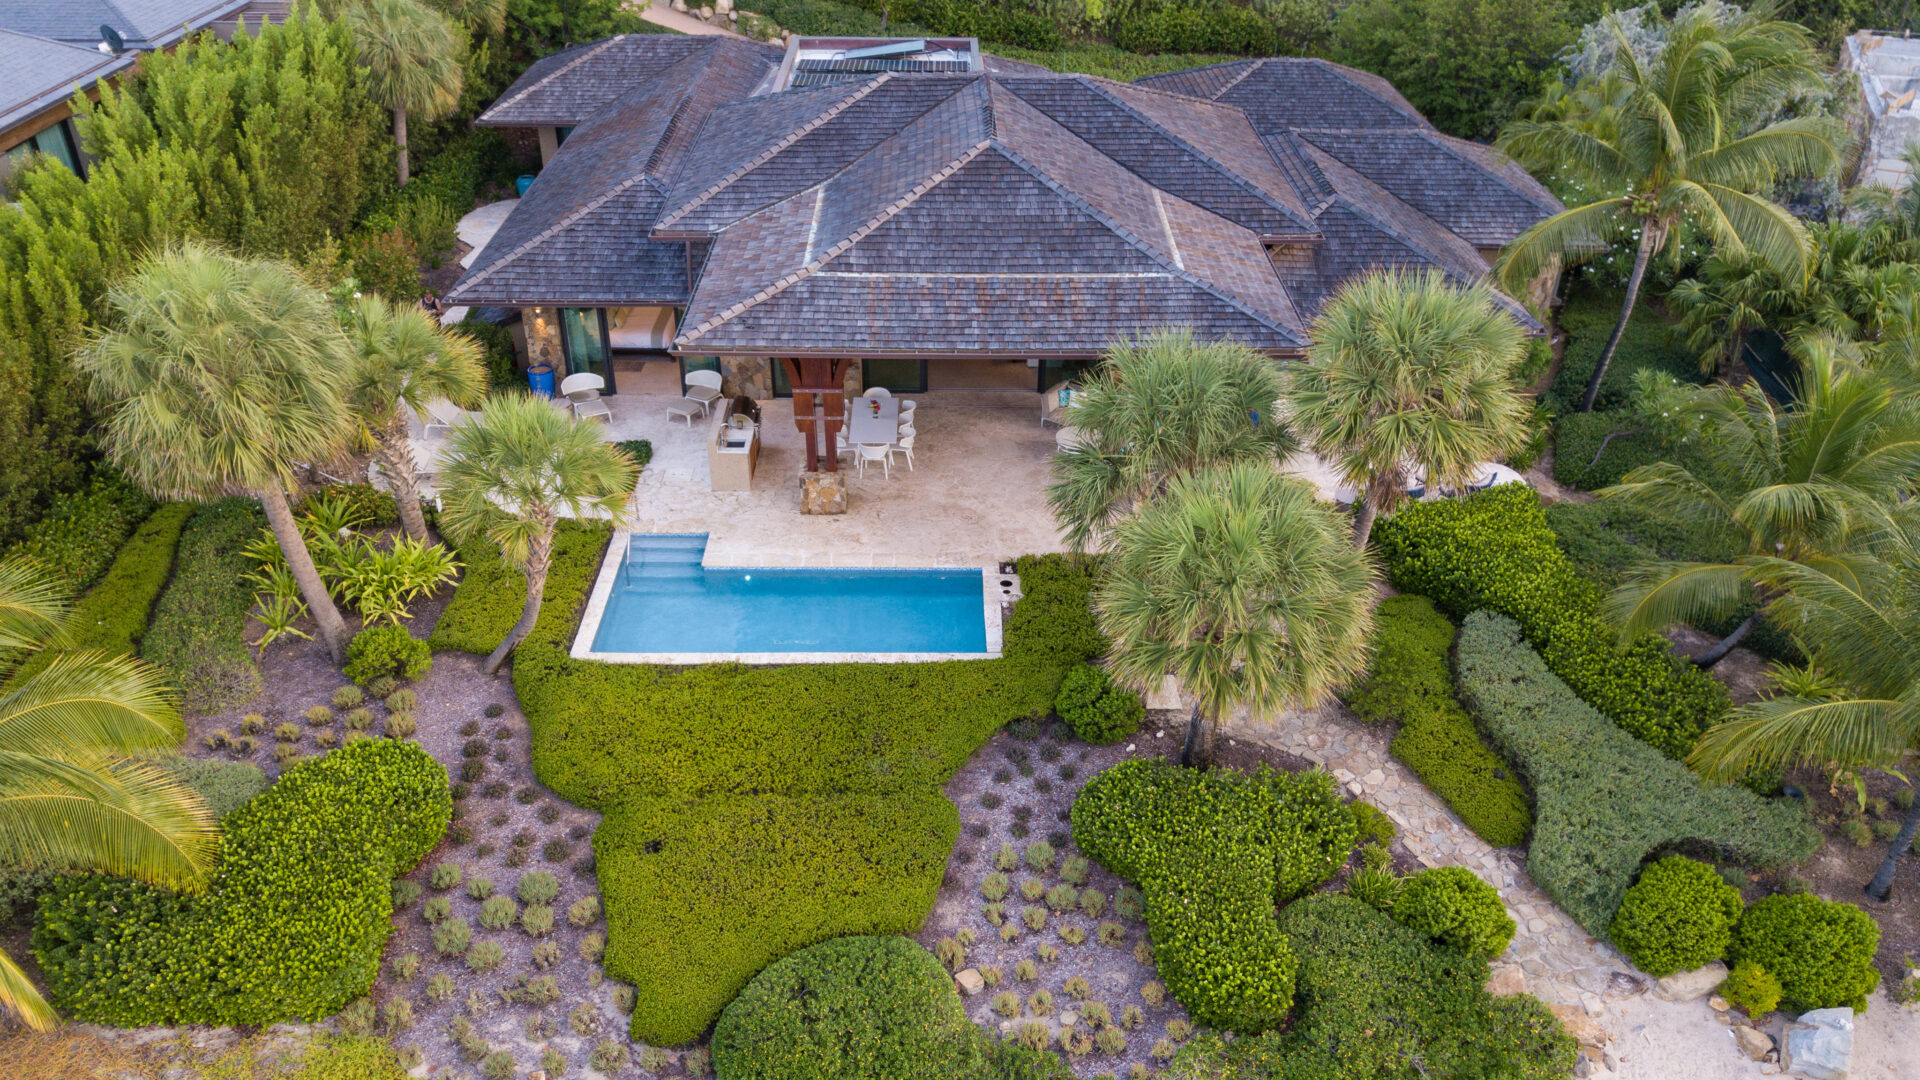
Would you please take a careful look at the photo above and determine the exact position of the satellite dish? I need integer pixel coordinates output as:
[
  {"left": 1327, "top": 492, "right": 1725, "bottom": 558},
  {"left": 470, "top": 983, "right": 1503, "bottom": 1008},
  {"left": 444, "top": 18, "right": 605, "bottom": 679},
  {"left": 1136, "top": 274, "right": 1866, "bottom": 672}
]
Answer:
[{"left": 99, "top": 24, "right": 125, "bottom": 53}]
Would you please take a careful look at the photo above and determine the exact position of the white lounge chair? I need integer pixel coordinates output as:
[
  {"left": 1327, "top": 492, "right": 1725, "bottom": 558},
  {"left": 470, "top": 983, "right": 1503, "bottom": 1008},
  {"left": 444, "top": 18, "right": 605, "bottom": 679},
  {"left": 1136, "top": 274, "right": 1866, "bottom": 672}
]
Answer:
[
  {"left": 684, "top": 369, "right": 724, "bottom": 412},
  {"left": 423, "top": 397, "right": 477, "bottom": 436},
  {"left": 560, "top": 372, "right": 612, "bottom": 424}
]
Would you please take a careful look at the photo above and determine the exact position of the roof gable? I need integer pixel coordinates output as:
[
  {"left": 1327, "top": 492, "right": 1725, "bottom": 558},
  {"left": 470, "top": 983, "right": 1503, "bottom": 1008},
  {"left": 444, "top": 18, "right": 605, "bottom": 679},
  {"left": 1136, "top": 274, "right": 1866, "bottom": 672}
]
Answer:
[
  {"left": 476, "top": 35, "right": 779, "bottom": 128},
  {"left": 1297, "top": 128, "right": 1562, "bottom": 247},
  {"left": 0, "top": 28, "right": 135, "bottom": 129},
  {"left": 0, "top": 0, "right": 248, "bottom": 48}
]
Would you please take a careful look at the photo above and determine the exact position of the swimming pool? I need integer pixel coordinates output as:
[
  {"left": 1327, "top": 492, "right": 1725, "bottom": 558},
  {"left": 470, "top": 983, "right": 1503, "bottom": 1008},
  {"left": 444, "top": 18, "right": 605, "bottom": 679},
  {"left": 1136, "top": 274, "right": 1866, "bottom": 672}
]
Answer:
[{"left": 579, "top": 534, "right": 994, "bottom": 661}]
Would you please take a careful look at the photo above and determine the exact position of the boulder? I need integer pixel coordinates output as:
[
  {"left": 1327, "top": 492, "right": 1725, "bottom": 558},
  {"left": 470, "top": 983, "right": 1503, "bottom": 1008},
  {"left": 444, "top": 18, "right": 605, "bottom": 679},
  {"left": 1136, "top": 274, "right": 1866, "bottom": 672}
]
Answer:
[
  {"left": 1783, "top": 1008, "right": 1853, "bottom": 1080},
  {"left": 1550, "top": 1004, "right": 1609, "bottom": 1049},
  {"left": 1602, "top": 971, "right": 1646, "bottom": 1002},
  {"left": 954, "top": 968, "right": 985, "bottom": 996},
  {"left": 1653, "top": 961, "right": 1728, "bottom": 1003},
  {"left": 1732, "top": 1024, "right": 1774, "bottom": 1062},
  {"left": 1486, "top": 964, "right": 1528, "bottom": 997}
]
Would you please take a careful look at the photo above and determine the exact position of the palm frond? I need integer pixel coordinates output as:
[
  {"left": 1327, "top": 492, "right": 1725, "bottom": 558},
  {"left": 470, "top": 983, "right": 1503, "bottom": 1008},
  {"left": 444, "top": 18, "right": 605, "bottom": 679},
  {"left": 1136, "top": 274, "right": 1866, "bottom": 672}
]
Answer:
[
  {"left": 1604, "top": 560, "right": 1759, "bottom": 641},
  {"left": 1493, "top": 199, "right": 1627, "bottom": 294},
  {"left": 0, "top": 649, "right": 182, "bottom": 757},
  {"left": 0, "top": 751, "right": 218, "bottom": 889},
  {"left": 1690, "top": 695, "right": 1920, "bottom": 781},
  {"left": 0, "top": 948, "right": 56, "bottom": 1031},
  {"left": 0, "top": 558, "right": 72, "bottom": 653}
]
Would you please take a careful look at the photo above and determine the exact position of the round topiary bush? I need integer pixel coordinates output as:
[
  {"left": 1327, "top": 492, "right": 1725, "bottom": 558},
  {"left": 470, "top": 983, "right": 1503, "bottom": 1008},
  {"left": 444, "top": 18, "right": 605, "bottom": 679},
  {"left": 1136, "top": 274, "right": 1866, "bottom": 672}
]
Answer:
[
  {"left": 1718, "top": 960, "right": 1783, "bottom": 1018},
  {"left": 1390, "top": 867, "right": 1516, "bottom": 960},
  {"left": 1730, "top": 893, "right": 1881, "bottom": 1012},
  {"left": 1608, "top": 856, "right": 1742, "bottom": 977},
  {"left": 1054, "top": 665, "right": 1144, "bottom": 746},
  {"left": 343, "top": 625, "right": 432, "bottom": 686},
  {"left": 710, "top": 936, "right": 981, "bottom": 1079}
]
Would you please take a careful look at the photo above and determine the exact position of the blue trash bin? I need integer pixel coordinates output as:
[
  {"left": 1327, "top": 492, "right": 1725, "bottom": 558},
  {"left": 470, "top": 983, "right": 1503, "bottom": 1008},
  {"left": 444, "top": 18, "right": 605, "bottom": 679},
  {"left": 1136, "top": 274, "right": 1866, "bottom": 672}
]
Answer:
[
  {"left": 528, "top": 364, "right": 554, "bottom": 397},
  {"left": 516, "top": 174, "right": 536, "bottom": 197}
]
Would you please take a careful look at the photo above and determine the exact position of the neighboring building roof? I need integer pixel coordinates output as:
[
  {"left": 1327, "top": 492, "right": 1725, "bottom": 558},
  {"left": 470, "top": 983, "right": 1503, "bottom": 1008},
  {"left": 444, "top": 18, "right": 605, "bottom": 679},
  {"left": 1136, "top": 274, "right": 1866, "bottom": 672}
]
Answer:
[
  {"left": 476, "top": 34, "right": 781, "bottom": 128},
  {"left": 0, "top": 27, "right": 135, "bottom": 133},
  {"left": 0, "top": 0, "right": 252, "bottom": 50}
]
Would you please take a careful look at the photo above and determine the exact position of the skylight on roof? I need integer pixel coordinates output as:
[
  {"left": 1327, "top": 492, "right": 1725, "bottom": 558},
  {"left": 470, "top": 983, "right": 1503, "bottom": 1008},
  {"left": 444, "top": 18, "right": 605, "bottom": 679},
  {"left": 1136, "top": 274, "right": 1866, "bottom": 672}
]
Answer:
[{"left": 773, "top": 36, "right": 980, "bottom": 91}]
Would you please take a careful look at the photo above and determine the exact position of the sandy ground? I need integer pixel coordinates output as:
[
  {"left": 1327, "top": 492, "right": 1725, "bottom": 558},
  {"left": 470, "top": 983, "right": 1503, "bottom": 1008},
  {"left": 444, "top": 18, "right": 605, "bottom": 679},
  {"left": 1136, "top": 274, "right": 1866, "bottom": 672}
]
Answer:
[{"left": 1607, "top": 989, "right": 1918, "bottom": 1080}]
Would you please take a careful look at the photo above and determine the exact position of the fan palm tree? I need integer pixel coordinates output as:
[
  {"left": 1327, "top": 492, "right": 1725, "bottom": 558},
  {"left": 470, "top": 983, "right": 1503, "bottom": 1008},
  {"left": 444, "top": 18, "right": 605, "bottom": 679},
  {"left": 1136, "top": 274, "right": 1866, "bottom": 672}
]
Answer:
[
  {"left": 1688, "top": 521, "right": 1920, "bottom": 901},
  {"left": 428, "top": 0, "right": 506, "bottom": 37},
  {"left": 1494, "top": 4, "right": 1840, "bottom": 412},
  {"left": 1047, "top": 328, "right": 1295, "bottom": 551},
  {"left": 75, "top": 242, "right": 356, "bottom": 662},
  {"left": 1599, "top": 339, "right": 1920, "bottom": 667},
  {"left": 342, "top": 294, "right": 487, "bottom": 543},
  {"left": 0, "top": 559, "right": 216, "bottom": 1030},
  {"left": 1096, "top": 463, "right": 1375, "bottom": 769},
  {"left": 438, "top": 394, "right": 638, "bottom": 674},
  {"left": 348, "top": 0, "right": 464, "bottom": 186},
  {"left": 1280, "top": 269, "right": 1532, "bottom": 549}
]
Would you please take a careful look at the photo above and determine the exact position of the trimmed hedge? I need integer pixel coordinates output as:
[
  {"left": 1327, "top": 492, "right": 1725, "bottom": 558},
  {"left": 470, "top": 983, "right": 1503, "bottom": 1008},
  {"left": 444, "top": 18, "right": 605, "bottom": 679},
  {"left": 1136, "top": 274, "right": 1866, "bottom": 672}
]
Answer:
[
  {"left": 34, "top": 739, "right": 450, "bottom": 1025},
  {"left": 1608, "top": 855, "right": 1742, "bottom": 978},
  {"left": 431, "top": 527, "right": 1103, "bottom": 1044},
  {"left": 141, "top": 498, "right": 267, "bottom": 713},
  {"left": 1071, "top": 759, "right": 1357, "bottom": 1033},
  {"left": 1113, "top": 6, "right": 1279, "bottom": 55},
  {"left": 166, "top": 757, "right": 270, "bottom": 820},
  {"left": 1453, "top": 611, "right": 1819, "bottom": 936},
  {"left": 1348, "top": 595, "right": 1531, "bottom": 846},
  {"left": 1391, "top": 866, "right": 1516, "bottom": 960},
  {"left": 1550, "top": 408, "right": 1720, "bottom": 493},
  {"left": 1054, "top": 663, "right": 1143, "bottom": 745},
  {"left": 1546, "top": 289, "right": 1699, "bottom": 414},
  {"left": 2, "top": 470, "right": 158, "bottom": 594},
  {"left": 1376, "top": 483, "right": 1727, "bottom": 757},
  {"left": 710, "top": 936, "right": 981, "bottom": 1080},
  {"left": 1730, "top": 894, "right": 1881, "bottom": 1012}
]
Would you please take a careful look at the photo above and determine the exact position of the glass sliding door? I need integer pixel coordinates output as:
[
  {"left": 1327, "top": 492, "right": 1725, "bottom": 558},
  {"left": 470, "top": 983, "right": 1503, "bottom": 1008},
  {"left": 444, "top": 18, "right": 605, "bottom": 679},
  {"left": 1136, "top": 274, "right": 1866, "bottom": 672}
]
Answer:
[
  {"left": 558, "top": 307, "right": 612, "bottom": 392},
  {"left": 862, "top": 357, "right": 926, "bottom": 394}
]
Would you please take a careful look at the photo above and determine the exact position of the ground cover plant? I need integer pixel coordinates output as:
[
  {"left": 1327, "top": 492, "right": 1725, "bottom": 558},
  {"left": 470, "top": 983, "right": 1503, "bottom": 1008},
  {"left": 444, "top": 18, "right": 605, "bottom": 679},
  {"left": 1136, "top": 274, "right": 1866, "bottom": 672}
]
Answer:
[
  {"left": 1453, "top": 611, "right": 1818, "bottom": 934},
  {"left": 1347, "top": 595, "right": 1531, "bottom": 846},
  {"left": 431, "top": 535, "right": 1104, "bottom": 1044},
  {"left": 1070, "top": 758, "right": 1358, "bottom": 1033},
  {"left": 34, "top": 739, "right": 451, "bottom": 1026},
  {"left": 141, "top": 498, "right": 271, "bottom": 712},
  {"left": 1376, "top": 482, "right": 1727, "bottom": 756},
  {"left": 1, "top": 471, "right": 157, "bottom": 592}
]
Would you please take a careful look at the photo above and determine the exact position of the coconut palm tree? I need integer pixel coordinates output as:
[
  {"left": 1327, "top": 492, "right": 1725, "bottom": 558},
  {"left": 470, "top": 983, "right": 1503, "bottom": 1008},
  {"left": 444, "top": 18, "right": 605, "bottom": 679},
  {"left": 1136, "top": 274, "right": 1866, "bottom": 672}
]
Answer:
[
  {"left": 342, "top": 294, "right": 487, "bottom": 543},
  {"left": 1047, "top": 328, "right": 1295, "bottom": 552},
  {"left": 348, "top": 0, "right": 463, "bottom": 186},
  {"left": 0, "top": 559, "right": 216, "bottom": 1030},
  {"left": 1688, "top": 521, "right": 1920, "bottom": 901},
  {"left": 1599, "top": 339, "right": 1920, "bottom": 667},
  {"left": 75, "top": 242, "right": 356, "bottom": 662},
  {"left": 1494, "top": 4, "right": 1839, "bottom": 412},
  {"left": 1096, "top": 462, "right": 1375, "bottom": 769},
  {"left": 437, "top": 394, "right": 638, "bottom": 673},
  {"left": 1280, "top": 269, "right": 1532, "bottom": 549}
]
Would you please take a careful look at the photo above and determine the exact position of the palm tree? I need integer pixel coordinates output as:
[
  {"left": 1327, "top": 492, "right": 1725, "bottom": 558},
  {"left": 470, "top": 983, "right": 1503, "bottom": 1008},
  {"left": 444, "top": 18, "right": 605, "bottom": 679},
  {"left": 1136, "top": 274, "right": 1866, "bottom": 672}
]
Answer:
[
  {"left": 1096, "top": 462, "right": 1375, "bottom": 769},
  {"left": 427, "top": 0, "right": 506, "bottom": 37},
  {"left": 75, "top": 242, "right": 356, "bottom": 662},
  {"left": 1046, "top": 328, "right": 1295, "bottom": 551},
  {"left": 1688, "top": 522, "right": 1920, "bottom": 901},
  {"left": 0, "top": 559, "right": 216, "bottom": 1030},
  {"left": 342, "top": 294, "right": 487, "bottom": 542},
  {"left": 1599, "top": 339, "right": 1920, "bottom": 667},
  {"left": 437, "top": 394, "right": 638, "bottom": 674},
  {"left": 348, "top": 0, "right": 463, "bottom": 187},
  {"left": 1280, "top": 269, "right": 1532, "bottom": 549},
  {"left": 1495, "top": 4, "right": 1839, "bottom": 412}
]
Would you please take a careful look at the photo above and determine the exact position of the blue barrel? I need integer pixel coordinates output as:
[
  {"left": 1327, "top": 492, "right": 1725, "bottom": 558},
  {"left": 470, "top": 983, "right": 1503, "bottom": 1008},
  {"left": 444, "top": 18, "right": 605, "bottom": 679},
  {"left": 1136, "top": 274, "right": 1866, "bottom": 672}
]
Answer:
[
  {"left": 516, "top": 174, "right": 536, "bottom": 197},
  {"left": 528, "top": 363, "right": 554, "bottom": 397}
]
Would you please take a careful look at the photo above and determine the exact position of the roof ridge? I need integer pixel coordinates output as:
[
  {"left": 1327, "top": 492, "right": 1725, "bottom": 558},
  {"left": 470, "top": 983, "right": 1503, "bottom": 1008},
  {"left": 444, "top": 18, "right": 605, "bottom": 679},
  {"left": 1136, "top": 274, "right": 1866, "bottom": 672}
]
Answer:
[
  {"left": 479, "top": 35, "right": 633, "bottom": 122},
  {"left": 1419, "top": 129, "right": 1564, "bottom": 214},
  {"left": 1209, "top": 60, "right": 1262, "bottom": 101},
  {"left": 1300, "top": 142, "right": 1485, "bottom": 280},
  {"left": 449, "top": 174, "right": 666, "bottom": 299},
  {"left": 990, "top": 142, "right": 1297, "bottom": 341},
  {"left": 655, "top": 75, "right": 893, "bottom": 230},
  {"left": 679, "top": 141, "right": 994, "bottom": 346},
  {"left": 645, "top": 89, "right": 700, "bottom": 179}
]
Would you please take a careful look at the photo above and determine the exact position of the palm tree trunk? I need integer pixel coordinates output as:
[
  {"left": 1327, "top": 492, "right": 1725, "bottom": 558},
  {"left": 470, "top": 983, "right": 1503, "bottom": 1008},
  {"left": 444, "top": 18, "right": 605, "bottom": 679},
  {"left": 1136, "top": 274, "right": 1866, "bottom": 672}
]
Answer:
[
  {"left": 1694, "top": 607, "right": 1764, "bottom": 669},
  {"left": 394, "top": 107, "right": 410, "bottom": 187},
  {"left": 1351, "top": 474, "right": 1398, "bottom": 550},
  {"left": 1866, "top": 794, "right": 1920, "bottom": 901},
  {"left": 374, "top": 417, "right": 430, "bottom": 543},
  {"left": 259, "top": 485, "right": 349, "bottom": 663},
  {"left": 1578, "top": 223, "right": 1659, "bottom": 413},
  {"left": 1179, "top": 701, "right": 1215, "bottom": 769},
  {"left": 483, "top": 518, "right": 553, "bottom": 675}
]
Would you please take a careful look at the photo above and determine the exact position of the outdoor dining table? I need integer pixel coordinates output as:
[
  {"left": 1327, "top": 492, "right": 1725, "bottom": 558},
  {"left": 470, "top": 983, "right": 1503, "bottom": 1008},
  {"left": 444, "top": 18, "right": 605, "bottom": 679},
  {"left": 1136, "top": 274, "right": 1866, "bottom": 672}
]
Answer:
[{"left": 846, "top": 396, "right": 900, "bottom": 446}]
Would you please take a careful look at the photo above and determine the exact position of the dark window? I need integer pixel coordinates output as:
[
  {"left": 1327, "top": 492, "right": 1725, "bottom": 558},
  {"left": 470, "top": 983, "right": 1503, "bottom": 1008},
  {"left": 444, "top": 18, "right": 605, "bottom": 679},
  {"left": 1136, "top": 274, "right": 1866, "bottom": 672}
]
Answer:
[
  {"left": 862, "top": 358, "right": 926, "bottom": 394},
  {"left": 5, "top": 119, "right": 81, "bottom": 177}
]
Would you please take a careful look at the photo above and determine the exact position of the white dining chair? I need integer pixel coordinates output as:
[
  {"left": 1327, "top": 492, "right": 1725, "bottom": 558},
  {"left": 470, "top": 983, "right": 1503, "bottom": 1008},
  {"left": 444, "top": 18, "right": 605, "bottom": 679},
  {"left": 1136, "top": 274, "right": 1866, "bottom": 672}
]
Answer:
[
  {"left": 855, "top": 443, "right": 890, "bottom": 479},
  {"left": 862, "top": 386, "right": 892, "bottom": 400},
  {"left": 895, "top": 423, "right": 916, "bottom": 441},
  {"left": 898, "top": 399, "right": 916, "bottom": 419},
  {"left": 888, "top": 433, "right": 915, "bottom": 471}
]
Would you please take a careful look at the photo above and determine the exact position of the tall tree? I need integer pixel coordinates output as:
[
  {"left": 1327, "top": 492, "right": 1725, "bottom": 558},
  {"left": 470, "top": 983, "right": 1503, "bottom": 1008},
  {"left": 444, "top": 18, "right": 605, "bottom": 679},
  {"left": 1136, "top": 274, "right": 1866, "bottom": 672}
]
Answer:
[
  {"left": 1495, "top": 3, "right": 1839, "bottom": 411},
  {"left": 1688, "top": 519, "right": 1920, "bottom": 901},
  {"left": 1096, "top": 463, "right": 1375, "bottom": 769},
  {"left": 1600, "top": 339, "right": 1920, "bottom": 667},
  {"left": 75, "top": 242, "right": 356, "bottom": 662},
  {"left": 0, "top": 559, "right": 215, "bottom": 1030},
  {"left": 348, "top": 0, "right": 464, "bottom": 186},
  {"left": 1281, "top": 269, "right": 1533, "bottom": 549},
  {"left": 342, "top": 294, "right": 487, "bottom": 542},
  {"left": 437, "top": 394, "right": 637, "bottom": 673},
  {"left": 1046, "top": 328, "right": 1295, "bottom": 552}
]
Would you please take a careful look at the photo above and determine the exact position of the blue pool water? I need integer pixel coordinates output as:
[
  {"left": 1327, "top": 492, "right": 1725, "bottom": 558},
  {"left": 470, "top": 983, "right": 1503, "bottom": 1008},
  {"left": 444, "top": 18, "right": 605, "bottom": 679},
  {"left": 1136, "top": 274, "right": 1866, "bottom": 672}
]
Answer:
[{"left": 589, "top": 535, "right": 988, "bottom": 655}]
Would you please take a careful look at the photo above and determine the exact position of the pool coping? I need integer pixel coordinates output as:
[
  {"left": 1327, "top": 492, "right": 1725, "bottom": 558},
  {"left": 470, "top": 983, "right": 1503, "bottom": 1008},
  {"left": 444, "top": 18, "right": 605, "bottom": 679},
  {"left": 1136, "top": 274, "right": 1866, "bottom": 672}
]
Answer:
[{"left": 571, "top": 530, "right": 1007, "bottom": 665}]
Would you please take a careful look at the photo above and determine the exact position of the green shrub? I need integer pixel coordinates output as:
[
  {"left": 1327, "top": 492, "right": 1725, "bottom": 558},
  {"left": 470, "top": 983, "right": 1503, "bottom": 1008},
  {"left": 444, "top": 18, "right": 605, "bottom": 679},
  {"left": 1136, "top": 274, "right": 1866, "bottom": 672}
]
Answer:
[
  {"left": 1719, "top": 960, "right": 1783, "bottom": 1018},
  {"left": 3, "top": 470, "right": 157, "bottom": 593},
  {"left": 1054, "top": 664, "right": 1144, "bottom": 745},
  {"left": 1392, "top": 867, "right": 1515, "bottom": 960},
  {"left": 1453, "top": 611, "right": 1819, "bottom": 935},
  {"left": 1113, "top": 5, "right": 1278, "bottom": 55},
  {"left": 1350, "top": 802, "right": 1396, "bottom": 847},
  {"left": 297, "top": 484, "right": 398, "bottom": 528},
  {"left": 1349, "top": 595, "right": 1531, "bottom": 846},
  {"left": 461, "top": 313, "right": 520, "bottom": 395},
  {"left": 42, "top": 501, "right": 194, "bottom": 664},
  {"left": 344, "top": 625, "right": 432, "bottom": 685},
  {"left": 1376, "top": 484, "right": 1728, "bottom": 756},
  {"left": 141, "top": 498, "right": 266, "bottom": 712},
  {"left": 1730, "top": 893, "right": 1881, "bottom": 1012},
  {"left": 613, "top": 439, "right": 654, "bottom": 470},
  {"left": 710, "top": 936, "right": 985, "bottom": 1079},
  {"left": 1608, "top": 856, "right": 1742, "bottom": 978},
  {"left": 517, "top": 871, "right": 560, "bottom": 905},
  {"left": 165, "top": 757, "right": 269, "bottom": 820},
  {"left": 33, "top": 739, "right": 450, "bottom": 1025},
  {"left": 1546, "top": 288, "right": 1699, "bottom": 413},
  {"left": 1071, "top": 759, "right": 1358, "bottom": 1033},
  {"left": 1551, "top": 409, "right": 1716, "bottom": 492}
]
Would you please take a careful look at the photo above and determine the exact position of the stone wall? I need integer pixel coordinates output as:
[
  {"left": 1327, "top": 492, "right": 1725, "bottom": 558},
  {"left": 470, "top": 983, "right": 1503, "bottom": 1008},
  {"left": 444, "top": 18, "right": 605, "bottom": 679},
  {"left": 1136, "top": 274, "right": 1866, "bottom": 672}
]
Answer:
[
  {"left": 523, "top": 307, "right": 563, "bottom": 373},
  {"left": 719, "top": 357, "right": 771, "bottom": 399}
]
